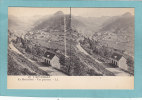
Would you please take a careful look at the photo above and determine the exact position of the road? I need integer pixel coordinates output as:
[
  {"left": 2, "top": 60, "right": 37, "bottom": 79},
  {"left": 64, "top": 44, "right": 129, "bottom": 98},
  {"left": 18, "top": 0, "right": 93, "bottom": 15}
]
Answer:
[
  {"left": 76, "top": 42, "right": 131, "bottom": 76},
  {"left": 76, "top": 43, "right": 102, "bottom": 64},
  {"left": 9, "top": 42, "right": 67, "bottom": 76},
  {"left": 76, "top": 43, "right": 89, "bottom": 56},
  {"left": 76, "top": 43, "right": 104, "bottom": 75},
  {"left": 9, "top": 43, "right": 34, "bottom": 62}
]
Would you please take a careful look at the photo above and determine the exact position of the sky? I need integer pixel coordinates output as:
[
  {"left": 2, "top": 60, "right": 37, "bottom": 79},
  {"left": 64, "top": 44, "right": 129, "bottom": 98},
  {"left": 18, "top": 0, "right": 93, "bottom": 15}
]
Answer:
[{"left": 8, "top": 7, "right": 134, "bottom": 18}]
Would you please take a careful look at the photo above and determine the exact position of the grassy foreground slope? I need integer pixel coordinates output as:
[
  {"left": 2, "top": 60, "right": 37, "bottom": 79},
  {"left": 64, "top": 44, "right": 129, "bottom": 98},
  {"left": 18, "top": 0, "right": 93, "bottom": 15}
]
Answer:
[{"left": 8, "top": 49, "right": 49, "bottom": 76}]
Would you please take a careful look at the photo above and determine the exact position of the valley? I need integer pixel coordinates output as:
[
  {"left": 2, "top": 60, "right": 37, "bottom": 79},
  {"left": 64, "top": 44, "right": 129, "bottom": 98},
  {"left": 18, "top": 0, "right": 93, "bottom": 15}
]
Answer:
[{"left": 8, "top": 9, "right": 134, "bottom": 76}]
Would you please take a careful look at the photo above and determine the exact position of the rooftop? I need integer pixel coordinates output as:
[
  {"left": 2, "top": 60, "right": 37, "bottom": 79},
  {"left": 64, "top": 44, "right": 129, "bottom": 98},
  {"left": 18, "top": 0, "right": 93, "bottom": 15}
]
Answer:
[
  {"left": 44, "top": 51, "right": 56, "bottom": 60},
  {"left": 111, "top": 53, "right": 123, "bottom": 61}
]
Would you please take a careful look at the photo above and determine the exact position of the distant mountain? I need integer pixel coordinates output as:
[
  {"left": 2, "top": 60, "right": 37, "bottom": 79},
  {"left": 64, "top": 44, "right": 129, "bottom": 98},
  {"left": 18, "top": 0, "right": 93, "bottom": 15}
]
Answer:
[
  {"left": 122, "top": 12, "right": 132, "bottom": 17},
  {"left": 30, "top": 11, "right": 81, "bottom": 52},
  {"left": 9, "top": 10, "right": 134, "bottom": 57},
  {"left": 33, "top": 11, "right": 112, "bottom": 38},
  {"left": 54, "top": 11, "right": 64, "bottom": 16},
  {"left": 32, "top": 11, "right": 134, "bottom": 57},
  {"left": 93, "top": 12, "right": 134, "bottom": 56},
  {"left": 8, "top": 15, "right": 34, "bottom": 36},
  {"left": 33, "top": 11, "right": 86, "bottom": 33},
  {"left": 8, "top": 15, "right": 19, "bottom": 27},
  {"left": 100, "top": 12, "right": 134, "bottom": 34},
  {"left": 33, "top": 11, "right": 64, "bottom": 31},
  {"left": 73, "top": 16, "right": 110, "bottom": 36}
]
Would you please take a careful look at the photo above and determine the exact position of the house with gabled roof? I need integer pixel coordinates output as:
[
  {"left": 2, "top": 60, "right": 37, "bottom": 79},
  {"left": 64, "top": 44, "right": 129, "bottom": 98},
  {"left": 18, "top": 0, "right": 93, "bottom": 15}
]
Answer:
[
  {"left": 43, "top": 51, "right": 60, "bottom": 69},
  {"left": 110, "top": 53, "right": 128, "bottom": 70}
]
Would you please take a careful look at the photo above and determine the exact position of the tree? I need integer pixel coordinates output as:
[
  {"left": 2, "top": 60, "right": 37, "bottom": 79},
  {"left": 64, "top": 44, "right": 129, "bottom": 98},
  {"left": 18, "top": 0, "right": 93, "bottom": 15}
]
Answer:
[
  {"left": 59, "top": 55, "right": 65, "bottom": 66},
  {"left": 25, "top": 45, "right": 31, "bottom": 53},
  {"left": 127, "top": 57, "right": 134, "bottom": 67}
]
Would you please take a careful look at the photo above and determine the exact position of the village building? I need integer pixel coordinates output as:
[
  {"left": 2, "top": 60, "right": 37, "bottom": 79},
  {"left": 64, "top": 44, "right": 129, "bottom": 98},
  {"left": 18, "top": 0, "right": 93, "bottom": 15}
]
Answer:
[
  {"left": 43, "top": 51, "right": 60, "bottom": 69},
  {"left": 110, "top": 53, "right": 128, "bottom": 70}
]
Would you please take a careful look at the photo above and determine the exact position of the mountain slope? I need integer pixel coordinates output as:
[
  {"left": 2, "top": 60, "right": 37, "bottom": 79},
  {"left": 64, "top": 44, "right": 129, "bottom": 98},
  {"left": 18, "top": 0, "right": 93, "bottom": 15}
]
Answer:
[
  {"left": 8, "top": 15, "right": 34, "bottom": 36},
  {"left": 93, "top": 12, "right": 134, "bottom": 57},
  {"left": 33, "top": 11, "right": 110, "bottom": 37},
  {"left": 33, "top": 11, "right": 86, "bottom": 33},
  {"left": 101, "top": 12, "right": 134, "bottom": 34}
]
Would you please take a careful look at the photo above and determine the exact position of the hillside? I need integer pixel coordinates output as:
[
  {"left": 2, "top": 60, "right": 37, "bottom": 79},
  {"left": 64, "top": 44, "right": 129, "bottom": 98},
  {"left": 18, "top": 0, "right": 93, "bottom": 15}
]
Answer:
[
  {"left": 8, "top": 15, "right": 34, "bottom": 37},
  {"left": 74, "top": 16, "right": 110, "bottom": 37},
  {"left": 33, "top": 11, "right": 86, "bottom": 33},
  {"left": 93, "top": 12, "right": 134, "bottom": 57},
  {"left": 101, "top": 12, "right": 134, "bottom": 34},
  {"left": 8, "top": 10, "right": 134, "bottom": 76},
  {"left": 8, "top": 49, "right": 49, "bottom": 75},
  {"left": 30, "top": 11, "right": 82, "bottom": 54},
  {"left": 9, "top": 11, "right": 134, "bottom": 57},
  {"left": 33, "top": 11, "right": 110, "bottom": 38}
]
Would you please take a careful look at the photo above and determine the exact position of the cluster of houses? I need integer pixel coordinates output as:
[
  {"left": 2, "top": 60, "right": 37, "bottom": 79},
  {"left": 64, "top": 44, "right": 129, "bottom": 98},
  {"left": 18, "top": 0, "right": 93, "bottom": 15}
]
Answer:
[{"left": 9, "top": 30, "right": 129, "bottom": 71}]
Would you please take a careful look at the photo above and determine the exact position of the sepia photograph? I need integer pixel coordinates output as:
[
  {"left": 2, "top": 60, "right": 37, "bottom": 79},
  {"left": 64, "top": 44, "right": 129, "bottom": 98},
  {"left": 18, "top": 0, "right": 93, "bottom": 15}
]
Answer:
[{"left": 8, "top": 7, "right": 134, "bottom": 76}]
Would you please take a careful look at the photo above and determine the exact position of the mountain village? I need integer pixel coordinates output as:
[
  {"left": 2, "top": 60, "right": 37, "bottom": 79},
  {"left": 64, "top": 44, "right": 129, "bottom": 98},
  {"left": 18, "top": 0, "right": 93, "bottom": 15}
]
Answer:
[{"left": 8, "top": 9, "right": 134, "bottom": 76}]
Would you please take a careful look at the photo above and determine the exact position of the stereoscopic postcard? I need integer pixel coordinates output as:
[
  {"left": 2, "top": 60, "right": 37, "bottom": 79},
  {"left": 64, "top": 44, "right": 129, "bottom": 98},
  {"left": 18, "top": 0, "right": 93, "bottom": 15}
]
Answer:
[
  {"left": 7, "top": 7, "right": 134, "bottom": 89},
  {"left": 0, "top": 0, "right": 142, "bottom": 98}
]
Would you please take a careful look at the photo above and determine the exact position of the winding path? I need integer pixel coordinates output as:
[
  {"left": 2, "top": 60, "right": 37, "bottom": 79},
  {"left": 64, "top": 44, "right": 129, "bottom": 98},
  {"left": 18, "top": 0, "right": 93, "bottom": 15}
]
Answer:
[
  {"left": 9, "top": 42, "right": 67, "bottom": 76},
  {"left": 76, "top": 43, "right": 102, "bottom": 64}
]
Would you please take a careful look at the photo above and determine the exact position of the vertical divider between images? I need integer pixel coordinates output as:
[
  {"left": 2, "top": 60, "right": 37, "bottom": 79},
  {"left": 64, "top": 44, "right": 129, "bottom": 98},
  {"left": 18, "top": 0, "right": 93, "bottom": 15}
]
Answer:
[
  {"left": 0, "top": 2, "right": 2, "bottom": 95},
  {"left": 69, "top": 7, "right": 72, "bottom": 75}
]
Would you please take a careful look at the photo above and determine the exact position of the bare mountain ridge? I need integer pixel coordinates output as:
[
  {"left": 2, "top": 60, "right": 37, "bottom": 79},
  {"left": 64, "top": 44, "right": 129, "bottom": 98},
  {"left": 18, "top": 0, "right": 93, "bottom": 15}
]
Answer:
[
  {"left": 28, "top": 11, "right": 134, "bottom": 56},
  {"left": 33, "top": 11, "right": 111, "bottom": 37},
  {"left": 100, "top": 12, "right": 134, "bottom": 34},
  {"left": 9, "top": 11, "right": 134, "bottom": 56},
  {"left": 33, "top": 11, "right": 133, "bottom": 38},
  {"left": 33, "top": 11, "right": 86, "bottom": 33},
  {"left": 93, "top": 12, "right": 134, "bottom": 56},
  {"left": 8, "top": 15, "right": 34, "bottom": 36}
]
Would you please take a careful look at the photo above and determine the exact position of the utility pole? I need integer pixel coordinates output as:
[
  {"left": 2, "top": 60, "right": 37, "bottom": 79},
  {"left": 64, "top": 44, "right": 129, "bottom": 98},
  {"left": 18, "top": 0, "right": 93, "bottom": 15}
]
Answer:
[
  {"left": 64, "top": 14, "right": 67, "bottom": 57},
  {"left": 68, "top": 7, "right": 72, "bottom": 74},
  {"left": 70, "top": 6, "right": 71, "bottom": 58}
]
